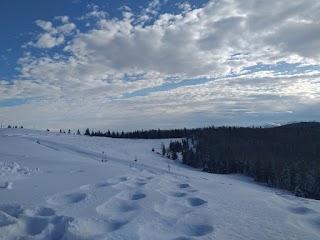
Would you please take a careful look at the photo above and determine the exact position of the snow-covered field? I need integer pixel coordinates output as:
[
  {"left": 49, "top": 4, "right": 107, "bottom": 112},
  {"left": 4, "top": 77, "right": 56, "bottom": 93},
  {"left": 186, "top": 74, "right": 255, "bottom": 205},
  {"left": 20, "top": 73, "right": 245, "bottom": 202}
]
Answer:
[{"left": 0, "top": 129, "right": 319, "bottom": 240}]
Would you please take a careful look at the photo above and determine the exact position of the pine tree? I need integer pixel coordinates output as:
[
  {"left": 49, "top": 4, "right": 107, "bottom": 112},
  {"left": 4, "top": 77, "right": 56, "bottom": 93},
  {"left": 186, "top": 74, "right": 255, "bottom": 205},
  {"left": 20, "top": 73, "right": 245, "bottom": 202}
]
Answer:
[
  {"left": 84, "top": 128, "right": 90, "bottom": 136},
  {"left": 172, "top": 151, "right": 178, "bottom": 160},
  {"left": 162, "top": 143, "right": 166, "bottom": 157}
]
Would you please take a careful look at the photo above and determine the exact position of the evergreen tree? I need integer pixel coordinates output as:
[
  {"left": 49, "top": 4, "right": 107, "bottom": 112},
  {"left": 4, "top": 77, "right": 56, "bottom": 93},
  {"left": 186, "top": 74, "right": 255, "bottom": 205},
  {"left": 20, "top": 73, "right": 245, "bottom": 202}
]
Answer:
[
  {"left": 162, "top": 143, "right": 166, "bottom": 157},
  {"left": 84, "top": 128, "right": 90, "bottom": 136},
  {"left": 172, "top": 151, "right": 178, "bottom": 160}
]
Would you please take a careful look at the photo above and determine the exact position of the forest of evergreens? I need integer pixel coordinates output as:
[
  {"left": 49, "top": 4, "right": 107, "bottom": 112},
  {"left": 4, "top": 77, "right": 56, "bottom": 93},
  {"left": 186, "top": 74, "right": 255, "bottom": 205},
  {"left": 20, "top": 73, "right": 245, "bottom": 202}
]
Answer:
[{"left": 84, "top": 122, "right": 320, "bottom": 200}]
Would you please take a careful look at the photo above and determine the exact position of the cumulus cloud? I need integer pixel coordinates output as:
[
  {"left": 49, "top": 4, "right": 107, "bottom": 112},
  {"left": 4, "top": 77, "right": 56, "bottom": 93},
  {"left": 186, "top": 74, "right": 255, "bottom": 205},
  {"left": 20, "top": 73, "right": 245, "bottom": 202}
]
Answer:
[
  {"left": 81, "top": 4, "right": 107, "bottom": 20},
  {"left": 26, "top": 18, "right": 76, "bottom": 49},
  {"left": 33, "top": 33, "right": 65, "bottom": 48},
  {"left": 178, "top": 2, "right": 192, "bottom": 13},
  {"left": 2, "top": 0, "right": 320, "bottom": 130},
  {"left": 21, "top": 0, "right": 320, "bottom": 80}
]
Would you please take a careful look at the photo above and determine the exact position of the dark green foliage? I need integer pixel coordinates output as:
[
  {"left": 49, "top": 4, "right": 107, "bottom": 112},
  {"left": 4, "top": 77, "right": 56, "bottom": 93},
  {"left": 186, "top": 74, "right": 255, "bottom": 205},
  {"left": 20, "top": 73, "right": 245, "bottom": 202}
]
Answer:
[
  {"left": 162, "top": 143, "right": 166, "bottom": 157},
  {"left": 84, "top": 128, "right": 90, "bottom": 136},
  {"left": 179, "top": 122, "right": 320, "bottom": 200},
  {"left": 171, "top": 151, "right": 178, "bottom": 160}
]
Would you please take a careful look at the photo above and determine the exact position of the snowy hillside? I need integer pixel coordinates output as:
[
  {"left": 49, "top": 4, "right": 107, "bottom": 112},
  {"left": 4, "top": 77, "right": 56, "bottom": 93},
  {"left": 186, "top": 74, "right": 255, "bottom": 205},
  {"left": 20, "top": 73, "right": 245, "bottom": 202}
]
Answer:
[{"left": 0, "top": 129, "right": 320, "bottom": 240}]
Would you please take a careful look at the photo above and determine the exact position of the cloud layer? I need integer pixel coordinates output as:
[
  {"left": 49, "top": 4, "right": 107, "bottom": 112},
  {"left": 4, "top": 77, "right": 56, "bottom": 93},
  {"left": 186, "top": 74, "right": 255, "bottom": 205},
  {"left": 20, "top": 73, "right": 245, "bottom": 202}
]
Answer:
[{"left": 1, "top": 0, "right": 320, "bottom": 130}]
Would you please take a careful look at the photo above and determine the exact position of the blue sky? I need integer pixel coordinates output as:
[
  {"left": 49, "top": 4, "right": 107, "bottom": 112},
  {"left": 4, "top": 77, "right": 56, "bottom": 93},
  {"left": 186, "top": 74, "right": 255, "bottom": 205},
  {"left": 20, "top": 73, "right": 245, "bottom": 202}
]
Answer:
[{"left": 1, "top": 0, "right": 320, "bottom": 131}]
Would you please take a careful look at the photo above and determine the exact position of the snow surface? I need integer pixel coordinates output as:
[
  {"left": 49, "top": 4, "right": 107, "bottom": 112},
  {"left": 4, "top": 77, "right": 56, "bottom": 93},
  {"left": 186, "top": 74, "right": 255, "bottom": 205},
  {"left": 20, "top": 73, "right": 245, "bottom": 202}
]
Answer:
[{"left": 0, "top": 128, "right": 320, "bottom": 240}]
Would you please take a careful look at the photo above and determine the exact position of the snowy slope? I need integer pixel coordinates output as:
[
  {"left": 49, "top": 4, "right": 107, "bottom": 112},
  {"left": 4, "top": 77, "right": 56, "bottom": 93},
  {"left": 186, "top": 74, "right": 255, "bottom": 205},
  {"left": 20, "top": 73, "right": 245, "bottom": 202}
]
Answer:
[{"left": 0, "top": 129, "right": 320, "bottom": 240}]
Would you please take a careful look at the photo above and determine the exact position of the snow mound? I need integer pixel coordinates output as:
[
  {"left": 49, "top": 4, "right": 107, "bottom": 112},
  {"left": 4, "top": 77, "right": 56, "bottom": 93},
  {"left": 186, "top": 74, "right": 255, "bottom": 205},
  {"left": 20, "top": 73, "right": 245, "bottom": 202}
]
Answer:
[
  {"left": 0, "top": 161, "right": 40, "bottom": 176},
  {"left": 4, "top": 182, "right": 13, "bottom": 189}
]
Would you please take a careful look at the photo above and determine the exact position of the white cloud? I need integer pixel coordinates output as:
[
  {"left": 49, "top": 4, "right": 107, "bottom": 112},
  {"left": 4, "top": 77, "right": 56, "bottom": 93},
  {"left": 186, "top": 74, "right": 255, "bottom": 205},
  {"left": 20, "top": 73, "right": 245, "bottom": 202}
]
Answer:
[
  {"left": 35, "top": 20, "right": 53, "bottom": 31},
  {"left": 33, "top": 33, "right": 65, "bottom": 48},
  {"left": 27, "top": 18, "right": 76, "bottom": 49},
  {"left": 23, "top": 0, "right": 320, "bottom": 76},
  {"left": 82, "top": 4, "right": 107, "bottom": 20},
  {"left": 54, "top": 16, "right": 70, "bottom": 23},
  {"left": 2, "top": 0, "right": 320, "bottom": 130},
  {"left": 178, "top": 2, "right": 192, "bottom": 13}
]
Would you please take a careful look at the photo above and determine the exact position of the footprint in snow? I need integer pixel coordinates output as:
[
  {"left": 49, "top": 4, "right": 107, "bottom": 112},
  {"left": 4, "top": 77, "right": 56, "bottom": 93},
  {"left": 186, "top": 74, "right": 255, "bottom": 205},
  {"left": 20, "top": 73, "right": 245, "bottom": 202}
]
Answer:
[
  {"left": 131, "top": 193, "right": 147, "bottom": 200},
  {"left": 178, "top": 183, "right": 190, "bottom": 189},
  {"left": 188, "top": 189, "right": 198, "bottom": 193},
  {"left": 184, "top": 224, "right": 214, "bottom": 237},
  {"left": 64, "top": 218, "right": 127, "bottom": 238},
  {"left": 47, "top": 192, "right": 87, "bottom": 205},
  {"left": 134, "top": 181, "right": 147, "bottom": 187},
  {"left": 0, "top": 204, "right": 73, "bottom": 239},
  {"left": 96, "top": 198, "right": 140, "bottom": 216},
  {"left": 175, "top": 213, "right": 215, "bottom": 238},
  {"left": 24, "top": 207, "right": 56, "bottom": 217},
  {"left": 169, "top": 192, "right": 188, "bottom": 198},
  {"left": 187, "top": 198, "right": 207, "bottom": 207},
  {"left": 172, "top": 237, "right": 193, "bottom": 240},
  {"left": 308, "top": 217, "right": 320, "bottom": 233},
  {"left": 288, "top": 206, "right": 316, "bottom": 215},
  {"left": 95, "top": 182, "right": 112, "bottom": 188},
  {"left": 63, "top": 192, "right": 87, "bottom": 204},
  {"left": 108, "top": 176, "right": 129, "bottom": 185}
]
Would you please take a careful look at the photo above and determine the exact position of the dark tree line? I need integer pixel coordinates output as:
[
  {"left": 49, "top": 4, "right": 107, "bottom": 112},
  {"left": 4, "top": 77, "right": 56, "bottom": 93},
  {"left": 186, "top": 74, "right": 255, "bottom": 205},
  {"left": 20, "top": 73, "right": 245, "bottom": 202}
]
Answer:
[
  {"left": 83, "top": 128, "right": 190, "bottom": 139},
  {"left": 82, "top": 122, "right": 320, "bottom": 200},
  {"left": 175, "top": 122, "right": 320, "bottom": 200}
]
